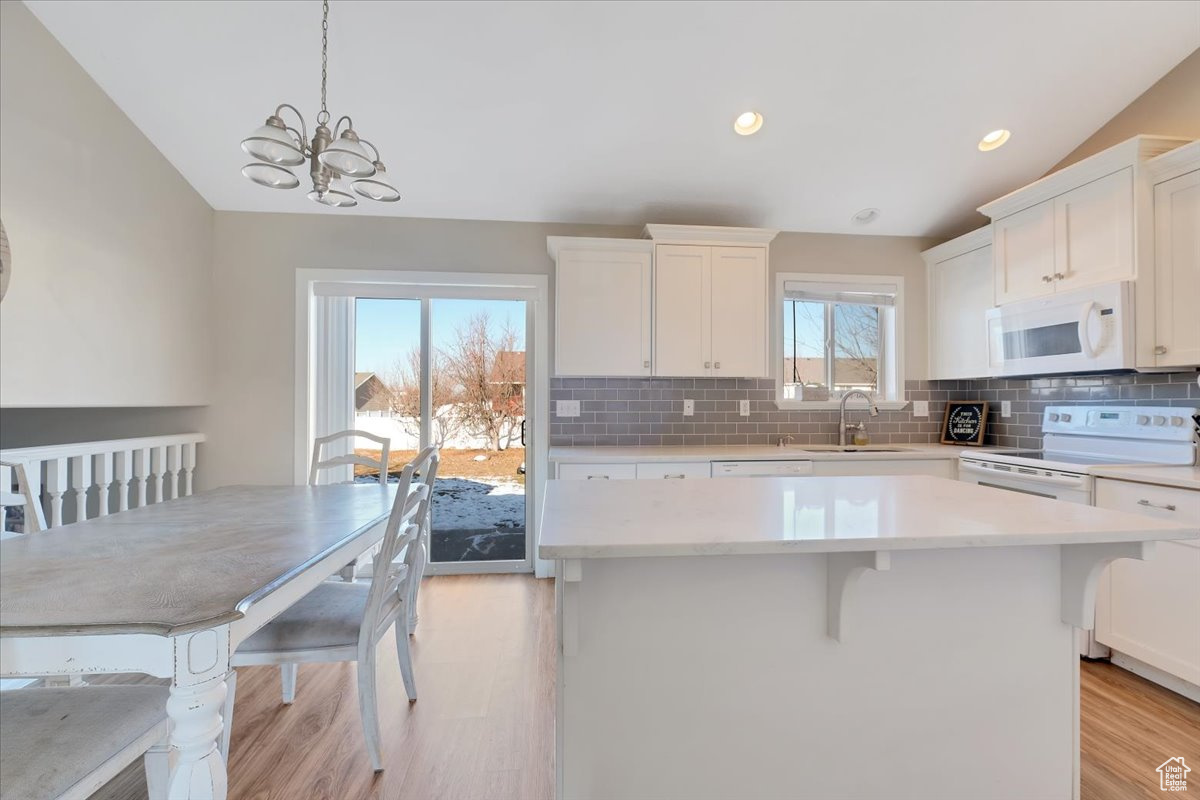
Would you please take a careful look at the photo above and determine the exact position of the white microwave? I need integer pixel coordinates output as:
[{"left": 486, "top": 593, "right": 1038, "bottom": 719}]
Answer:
[{"left": 986, "top": 281, "right": 1135, "bottom": 377}]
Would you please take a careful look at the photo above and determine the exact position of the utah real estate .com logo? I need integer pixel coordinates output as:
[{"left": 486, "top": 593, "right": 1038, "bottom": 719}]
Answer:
[{"left": 1158, "top": 757, "right": 1190, "bottom": 792}]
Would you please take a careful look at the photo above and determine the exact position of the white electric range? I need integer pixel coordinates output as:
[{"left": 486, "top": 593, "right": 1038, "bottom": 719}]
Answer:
[
  {"left": 959, "top": 404, "right": 1198, "bottom": 658},
  {"left": 959, "top": 405, "right": 1198, "bottom": 505}
]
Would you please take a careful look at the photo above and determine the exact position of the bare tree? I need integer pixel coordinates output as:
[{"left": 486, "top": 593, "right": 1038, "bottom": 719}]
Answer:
[
  {"left": 441, "top": 312, "right": 525, "bottom": 451},
  {"left": 788, "top": 301, "right": 879, "bottom": 392},
  {"left": 381, "top": 347, "right": 461, "bottom": 448}
]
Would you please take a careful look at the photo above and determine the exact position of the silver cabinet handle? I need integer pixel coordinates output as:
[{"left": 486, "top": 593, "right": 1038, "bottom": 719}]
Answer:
[
  {"left": 704, "top": 361, "right": 712, "bottom": 369},
  {"left": 586, "top": 475, "right": 610, "bottom": 480},
  {"left": 1154, "top": 345, "right": 1168, "bottom": 355},
  {"left": 1054, "top": 273, "right": 1065, "bottom": 280},
  {"left": 643, "top": 360, "right": 651, "bottom": 368},
  {"left": 1138, "top": 498, "right": 1176, "bottom": 511},
  {"left": 1042, "top": 275, "right": 1053, "bottom": 283},
  {"left": 714, "top": 361, "right": 721, "bottom": 369},
  {"left": 662, "top": 474, "right": 686, "bottom": 479}
]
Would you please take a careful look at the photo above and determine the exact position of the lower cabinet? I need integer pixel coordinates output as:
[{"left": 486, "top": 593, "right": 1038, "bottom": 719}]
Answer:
[
  {"left": 811, "top": 460, "right": 955, "bottom": 479},
  {"left": 1094, "top": 478, "right": 1200, "bottom": 690},
  {"left": 555, "top": 461, "right": 710, "bottom": 480}
]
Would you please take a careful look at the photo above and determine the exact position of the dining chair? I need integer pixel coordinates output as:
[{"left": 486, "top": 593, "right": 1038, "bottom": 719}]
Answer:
[
  {"left": 0, "top": 686, "right": 170, "bottom": 800},
  {"left": 226, "top": 450, "right": 434, "bottom": 772},
  {"left": 310, "top": 429, "right": 392, "bottom": 581},
  {"left": 0, "top": 460, "right": 47, "bottom": 537}
]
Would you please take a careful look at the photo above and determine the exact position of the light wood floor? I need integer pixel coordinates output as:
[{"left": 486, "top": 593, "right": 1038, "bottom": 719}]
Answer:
[{"left": 91, "top": 574, "right": 1197, "bottom": 800}]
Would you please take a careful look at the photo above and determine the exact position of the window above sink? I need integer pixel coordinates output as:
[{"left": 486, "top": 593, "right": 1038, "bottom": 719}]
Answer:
[{"left": 773, "top": 272, "right": 908, "bottom": 411}]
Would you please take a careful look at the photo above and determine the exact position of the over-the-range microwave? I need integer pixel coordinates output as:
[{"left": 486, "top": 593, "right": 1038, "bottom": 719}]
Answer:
[{"left": 986, "top": 281, "right": 1134, "bottom": 377}]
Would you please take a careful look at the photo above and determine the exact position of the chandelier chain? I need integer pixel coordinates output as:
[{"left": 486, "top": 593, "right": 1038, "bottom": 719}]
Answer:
[{"left": 320, "top": 0, "right": 329, "bottom": 116}]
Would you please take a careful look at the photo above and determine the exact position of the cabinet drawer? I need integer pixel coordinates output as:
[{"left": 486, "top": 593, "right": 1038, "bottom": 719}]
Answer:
[
  {"left": 1096, "top": 479, "right": 1200, "bottom": 548},
  {"left": 557, "top": 462, "right": 637, "bottom": 481},
  {"left": 635, "top": 462, "right": 712, "bottom": 480}
]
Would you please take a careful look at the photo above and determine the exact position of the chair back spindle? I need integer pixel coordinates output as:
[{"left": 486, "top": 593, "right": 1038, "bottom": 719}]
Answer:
[{"left": 310, "top": 430, "right": 391, "bottom": 485}]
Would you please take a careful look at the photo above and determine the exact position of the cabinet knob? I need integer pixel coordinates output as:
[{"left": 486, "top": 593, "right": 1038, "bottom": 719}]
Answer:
[
  {"left": 714, "top": 361, "right": 721, "bottom": 369},
  {"left": 1053, "top": 273, "right": 1065, "bottom": 280},
  {"left": 643, "top": 360, "right": 650, "bottom": 368},
  {"left": 1154, "top": 345, "right": 1168, "bottom": 355},
  {"left": 704, "top": 361, "right": 712, "bottom": 369},
  {"left": 1042, "top": 275, "right": 1053, "bottom": 283}
]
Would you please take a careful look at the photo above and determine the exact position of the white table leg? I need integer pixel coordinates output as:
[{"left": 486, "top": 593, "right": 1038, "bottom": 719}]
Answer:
[{"left": 166, "top": 673, "right": 228, "bottom": 800}]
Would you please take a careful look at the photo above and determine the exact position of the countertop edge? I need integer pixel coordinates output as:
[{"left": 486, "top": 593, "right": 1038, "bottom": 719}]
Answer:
[{"left": 549, "top": 443, "right": 984, "bottom": 464}]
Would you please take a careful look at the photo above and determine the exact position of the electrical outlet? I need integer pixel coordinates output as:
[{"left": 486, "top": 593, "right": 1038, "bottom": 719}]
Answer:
[
  {"left": 739, "top": 399, "right": 751, "bottom": 417},
  {"left": 683, "top": 398, "right": 695, "bottom": 417},
  {"left": 912, "top": 400, "right": 929, "bottom": 418},
  {"left": 556, "top": 400, "right": 580, "bottom": 418},
  {"left": 1001, "top": 400, "right": 1012, "bottom": 418}
]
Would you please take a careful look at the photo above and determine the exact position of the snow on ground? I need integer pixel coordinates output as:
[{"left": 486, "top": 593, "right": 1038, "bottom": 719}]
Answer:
[{"left": 431, "top": 477, "right": 526, "bottom": 531}]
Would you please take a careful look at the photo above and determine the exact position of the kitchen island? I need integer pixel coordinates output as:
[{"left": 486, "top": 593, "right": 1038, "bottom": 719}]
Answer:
[{"left": 539, "top": 475, "right": 1200, "bottom": 800}]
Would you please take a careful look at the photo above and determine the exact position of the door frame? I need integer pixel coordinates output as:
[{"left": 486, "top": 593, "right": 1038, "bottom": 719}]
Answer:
[{"left": 295, "top": 269, "right": 551, "bottom": 577}]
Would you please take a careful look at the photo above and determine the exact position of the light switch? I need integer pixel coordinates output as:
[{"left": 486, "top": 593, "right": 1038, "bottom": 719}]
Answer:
[
  {"left": 1001, "top": 400, "right": 1012, "bottom": 418},
  {"left": 739, "top": 399, "right": 750, "bottom": 417},
  {"left": 912, "top": 400, "right": 929, "bottom": 418},
  {"left": 683, "top": 399, "right": 695, "bottom": 417},
  {"left": 556, "top": 400, "right": 580, "bottom": 418}
]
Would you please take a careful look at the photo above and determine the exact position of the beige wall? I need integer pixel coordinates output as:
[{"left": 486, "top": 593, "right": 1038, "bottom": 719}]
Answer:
[
  {"left": 207, "top": 213, "right": 934, "bottom": 485},
  {"left": 1049, "top": 48, "right": 1200, "bottom": 172},
  {"left": 0, "top": 1, "right": 213, "bottom": 408}
]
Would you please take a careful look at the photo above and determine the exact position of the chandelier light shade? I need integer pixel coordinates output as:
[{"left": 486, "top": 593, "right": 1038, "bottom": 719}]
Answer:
[{"left": 239, "top": 0, "right": 398, "bottom": 209}]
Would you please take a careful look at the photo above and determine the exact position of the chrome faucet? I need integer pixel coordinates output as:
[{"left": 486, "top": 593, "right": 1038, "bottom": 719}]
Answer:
[{"left": 838, "top": 390, "right": 880, "bottom": 446}]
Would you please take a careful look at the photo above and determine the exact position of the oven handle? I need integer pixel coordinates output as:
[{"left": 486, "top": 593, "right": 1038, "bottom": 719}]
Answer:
[
  {"left": 1078, "top": 301, "right": 1098, "bottom": 358},
  {"left": 959, "top": 460, "right": 1089, "bottom": 488}
]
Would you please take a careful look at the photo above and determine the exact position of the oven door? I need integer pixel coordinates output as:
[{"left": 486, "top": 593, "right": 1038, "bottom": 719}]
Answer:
[
  {"left": 986, "top": 281, "right": 1133, "bottom": 377},
  {"left": 958, "top": 459, "right": 1093, "bottom": 504}
]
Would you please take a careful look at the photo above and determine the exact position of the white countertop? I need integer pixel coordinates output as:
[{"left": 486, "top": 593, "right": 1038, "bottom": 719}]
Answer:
[
  {"left": 549, "top": 442, "right": 987, "bottom": 464},
  {"left": 538, "top": 475, "right": 1199, "bottom": 559},
  {"left": 1092, "top": 464, "right": 1200, "bottom": 491}
]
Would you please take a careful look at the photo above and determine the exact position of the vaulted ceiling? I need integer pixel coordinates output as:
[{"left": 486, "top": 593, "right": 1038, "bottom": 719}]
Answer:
[{"left": 25, "top": 0, "right": 1200, "bottom": 237}]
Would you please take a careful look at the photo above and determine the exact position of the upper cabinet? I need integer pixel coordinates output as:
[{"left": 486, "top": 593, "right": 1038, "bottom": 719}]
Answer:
[
  {"left": 923, "top": 227, "right": 993, "bottom": 380},
  {"left": 981, "top": 135, "right": 1189, "bottom": 306},
  {"left": 648, "top": 226, "right": 774, "bottom": 379},
  {"left": 1145, "top": 142, "right": 1200, "bottom": 369},
  {"left": 550, "top": 238, "right": 653, "bottom": 376},
  {"left": 550, "top": 226, "right": 776, "bottom": 378}
]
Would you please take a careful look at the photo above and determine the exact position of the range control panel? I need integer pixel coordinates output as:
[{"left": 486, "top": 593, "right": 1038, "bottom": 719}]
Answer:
[{"left": 1042, "top": 405, "right": 1198, "bottom": 441}]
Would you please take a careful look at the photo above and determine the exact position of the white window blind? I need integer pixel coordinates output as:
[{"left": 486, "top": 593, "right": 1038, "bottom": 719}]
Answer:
[{"left": 783, "top": 282, "right": 897, "bottom": 307}]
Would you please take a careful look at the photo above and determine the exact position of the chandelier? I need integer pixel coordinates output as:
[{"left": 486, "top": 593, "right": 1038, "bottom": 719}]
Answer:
[{"left": 239, "top": 0, "right": 399, "bottom": 207}]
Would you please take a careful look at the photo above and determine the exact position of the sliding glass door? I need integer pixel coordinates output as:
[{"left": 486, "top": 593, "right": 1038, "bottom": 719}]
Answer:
[{"left": 353, "top": 294, "right": 531, "bottom": 574}]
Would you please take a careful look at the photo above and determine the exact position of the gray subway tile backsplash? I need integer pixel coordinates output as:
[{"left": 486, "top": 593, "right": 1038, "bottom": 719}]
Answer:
[{"left": 549, "top": 370, "right": 1200, "bottom": 448}]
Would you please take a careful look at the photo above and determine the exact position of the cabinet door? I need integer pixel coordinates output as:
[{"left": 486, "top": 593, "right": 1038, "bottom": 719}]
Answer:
[
  {"left": 556, "top": 248, "right": 651, "bottom": 376},
  {"left": 1094, "top": 479, "right": 1200, "bottom": 686},
  {"left": 993, "top": 202, "right": 1056, "bottom": 304},
  {"left": 929, "top": 245, "right": 992, "bottom": 379},
  {"left": 709, "top": 246, "right": 768, "bottom": 377},
  {"left": 654, "top": 245, "right": 710, "bottom": 376},
  {"left": 1053, "top": 168, "right": 1134, "bottom": 289},
  {"left": 1153, "top": 169, "right": 1200, "bottom": 367}
]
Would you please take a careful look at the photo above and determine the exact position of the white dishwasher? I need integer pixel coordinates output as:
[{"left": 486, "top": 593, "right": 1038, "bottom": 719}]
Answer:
[{"left": 711, "top": 460, "right": 813, "bottom": 477}]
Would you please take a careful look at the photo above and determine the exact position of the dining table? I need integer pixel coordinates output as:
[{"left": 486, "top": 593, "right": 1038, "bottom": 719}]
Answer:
[{"left": 0, "top": 482, "right": 399, "bottom": 800}]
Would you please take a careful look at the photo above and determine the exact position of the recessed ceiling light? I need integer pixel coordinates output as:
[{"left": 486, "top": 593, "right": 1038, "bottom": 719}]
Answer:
[
  {"left": 851, "top": 208, "right": 880, "bottom": 225},
  {"left": 978, "top": 129, "right": 1011, "bottom": 151},
  {"left": 733, "top": 111, "right": 764, "bottom": 136}
]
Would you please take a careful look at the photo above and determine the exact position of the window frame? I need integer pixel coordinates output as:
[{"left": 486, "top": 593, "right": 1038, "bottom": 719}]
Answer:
[{"left": 773, "top": 272, "right": 908, "bottom": 411}]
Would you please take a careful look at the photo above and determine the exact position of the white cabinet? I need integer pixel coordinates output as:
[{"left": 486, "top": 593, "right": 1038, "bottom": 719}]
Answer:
[
  {"left": 557, "top": 462, "right": 638, "bottom": 481},
  {"left": 1094, "top": 478, "right": 1200, "bottom": 689},
  {"left": 992, "top": 169, "right": 1134, "bottom": 304},
  {"left": 634, "top": 462, "right": 711, "bottom": 479},
  {"left": 994, "top": 202, "right": 1056, "bottom": 304},
  {"left": 550, "top": 238, "right": 653, "bottom": 376},
  {"left": 923, "top": 228, "right": 993, "bottom": 380},
  {"left": 1151, "top": 167, "right": 1200, "bottom": 367},
  {"left": 654, "top": 244, "right": 768, "bottom": 378},
  {"left": 811, "top": 459, "right": 955, "bottom": 479},
  {"left": 1054, "top": 168, "right": 1134, "bottom": 290}
]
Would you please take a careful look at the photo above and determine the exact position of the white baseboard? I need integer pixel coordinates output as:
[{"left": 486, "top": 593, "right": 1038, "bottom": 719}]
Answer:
[{"left": 1111, "top": 651, "right": 1200, "bottom": 704}]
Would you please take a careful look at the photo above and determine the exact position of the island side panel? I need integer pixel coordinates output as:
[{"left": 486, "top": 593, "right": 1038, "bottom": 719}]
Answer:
[{"left": 558, "top": 546, "right": 1076, "bottom": 800}]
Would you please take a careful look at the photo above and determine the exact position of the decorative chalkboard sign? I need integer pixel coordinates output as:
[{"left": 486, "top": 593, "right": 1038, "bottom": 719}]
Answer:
[{"left": 940, "top": 401, "right": 988, "bottom": 446}]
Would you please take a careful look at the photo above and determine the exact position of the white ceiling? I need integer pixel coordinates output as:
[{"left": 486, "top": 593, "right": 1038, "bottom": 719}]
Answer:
[{"left": 25, "top": 0, "right": 1200, "bottom": 237}]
